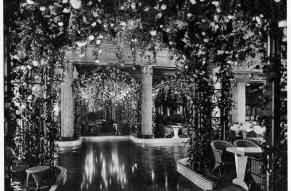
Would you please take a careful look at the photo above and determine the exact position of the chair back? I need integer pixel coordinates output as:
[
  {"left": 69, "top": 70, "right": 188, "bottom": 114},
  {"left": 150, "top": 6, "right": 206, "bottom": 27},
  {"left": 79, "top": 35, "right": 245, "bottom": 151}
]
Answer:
[
  {"left": 211, "top": 140, "right": 234, "bottom": 152},
  {"left": 233, "top": 139, "right": 259, "bottom": 147},
  {"left": 248, "top": 157, "right": 266, "bottom": 191},
  {"left": 210, "top": 140, "right": 233, "bottom": 164}
]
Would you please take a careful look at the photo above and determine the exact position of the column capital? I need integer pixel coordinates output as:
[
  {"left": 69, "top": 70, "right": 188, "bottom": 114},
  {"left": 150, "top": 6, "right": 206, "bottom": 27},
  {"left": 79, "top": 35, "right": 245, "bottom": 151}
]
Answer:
[
  {"left": 237, "top": 81, "right": 247, "bottom": 87},
  {"left": 141, "top": 65, "right": 153, "bottom": 74}
]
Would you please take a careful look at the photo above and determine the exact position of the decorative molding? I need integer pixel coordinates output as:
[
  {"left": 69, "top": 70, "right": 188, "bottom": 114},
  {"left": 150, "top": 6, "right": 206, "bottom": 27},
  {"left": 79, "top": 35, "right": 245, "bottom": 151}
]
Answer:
[
  {"left": 66, "top": 44, "right": 176, "bottom": 68},
  {"left": 141, "top": 65, "right": 153, "bottom": 74},
  {"left": 81, "top": 136, "right": 130, "bottom": 142},
  {"left": 237, "top": 81, "right": 247, "bottom": 87}
]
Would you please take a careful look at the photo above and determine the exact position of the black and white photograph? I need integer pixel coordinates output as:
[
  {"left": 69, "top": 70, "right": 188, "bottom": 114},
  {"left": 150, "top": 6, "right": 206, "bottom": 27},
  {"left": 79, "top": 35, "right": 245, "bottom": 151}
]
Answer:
[{"left": 2, "top": 0, "right": 288, "bottom": 191}]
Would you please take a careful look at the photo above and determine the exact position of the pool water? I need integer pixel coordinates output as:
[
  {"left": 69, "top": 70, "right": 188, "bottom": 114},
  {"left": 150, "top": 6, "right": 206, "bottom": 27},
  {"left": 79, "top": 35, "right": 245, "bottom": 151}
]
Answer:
[{"left": 56, "top": 139, "right": 201, "bottom": 191}]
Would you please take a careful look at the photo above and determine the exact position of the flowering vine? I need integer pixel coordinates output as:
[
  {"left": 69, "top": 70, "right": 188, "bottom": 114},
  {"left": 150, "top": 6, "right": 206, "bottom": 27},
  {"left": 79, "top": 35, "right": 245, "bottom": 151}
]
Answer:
[
  {"left": 78, "top": 67, "right": 140, "bottom": 129},
  {"left": 5, "top": 1, "right": 287, "bottom": 189}
]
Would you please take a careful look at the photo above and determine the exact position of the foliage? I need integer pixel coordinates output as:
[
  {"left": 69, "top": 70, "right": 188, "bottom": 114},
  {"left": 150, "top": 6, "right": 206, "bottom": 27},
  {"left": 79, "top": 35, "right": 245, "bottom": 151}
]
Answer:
[
  {"left": 151, "top": 2, "right": 266, "bottom": 169},
  {"left": 78, "top": 67, "right": 140, "bottom": 128},
  {"left": 261, "top": 121, "right": 287, "bottom": 190},
  {"left": 261, "top": 25, "right": 287, "bottom": 190},
  {"left": 5, "top": 0, "right": 287, "bottom": 187},
  {"left": 6, "top": 1, "right": 65, "bottom": 167},
  {"left": 9, "top": 55, "right": 60, "bottom": 167}
]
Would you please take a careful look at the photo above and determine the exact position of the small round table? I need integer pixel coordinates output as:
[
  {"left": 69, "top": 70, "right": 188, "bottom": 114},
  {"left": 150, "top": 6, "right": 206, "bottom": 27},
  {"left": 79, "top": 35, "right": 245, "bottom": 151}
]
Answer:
[{"left": 26, "top": 165, "right": 50, "bottom": 190}]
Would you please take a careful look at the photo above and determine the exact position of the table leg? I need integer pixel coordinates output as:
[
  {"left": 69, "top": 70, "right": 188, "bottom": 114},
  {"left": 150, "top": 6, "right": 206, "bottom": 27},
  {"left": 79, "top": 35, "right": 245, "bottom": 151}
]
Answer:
[
  {"left": 32, "top": 172, "right": 46, "bottom": 190},
  {"left": 26, "top": 172, "right": 30, "bottom": 188},
  {"left": 232, "top": 154, "right": 249, "bottom": 190}
]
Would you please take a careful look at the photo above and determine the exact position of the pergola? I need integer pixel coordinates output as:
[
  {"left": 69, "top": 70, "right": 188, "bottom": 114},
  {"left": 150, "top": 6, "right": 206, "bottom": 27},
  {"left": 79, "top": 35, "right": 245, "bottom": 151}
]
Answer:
[
  {"left": 62, "top": 40, "right": 177, "bottom": 137},
  {"left": 4, "top": 0, "right": 286, "bottom": 190},
  {"left": 61, "top": 40, "right": 270, "bottom": 141}
]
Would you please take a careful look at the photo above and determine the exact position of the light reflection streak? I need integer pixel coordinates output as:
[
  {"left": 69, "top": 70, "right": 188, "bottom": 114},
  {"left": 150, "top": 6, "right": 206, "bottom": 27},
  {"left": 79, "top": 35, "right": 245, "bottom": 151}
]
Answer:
[
  {"left": 58, "top": 141, "right": 192, "bottom": 191},
  {"left": 80, "top": 148, "right": 96, "bottom": 190},
  {"left": 109, "top": 149, "right": 127, "bottom": 187},
  {"left": 101, "top": 158, "right": 108, "bottom": 188},
  {"left": 80, "top": 145, "right": 128, "bottom": 190}
]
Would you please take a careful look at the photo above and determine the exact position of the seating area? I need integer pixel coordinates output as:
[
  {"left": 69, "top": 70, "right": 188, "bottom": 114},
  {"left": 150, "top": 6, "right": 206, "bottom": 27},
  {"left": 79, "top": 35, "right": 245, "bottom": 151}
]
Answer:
[
  {"left": 229, "top": 122, "right": 267, "bottom": 147},
  {"left": 211, "top": 139, "right": 266, "bottom": 191},
  {"left": 233, "top": 139, "right": 260, "bottom": 148},
  {"left": 4, "top": 1, "right": 286, "bottom": 191},
  {"left": 210, "top": 140, "right": 235, "bottom": 178},
  {"left": 11, "top": 165, "right": 67, "bottom": 191}
]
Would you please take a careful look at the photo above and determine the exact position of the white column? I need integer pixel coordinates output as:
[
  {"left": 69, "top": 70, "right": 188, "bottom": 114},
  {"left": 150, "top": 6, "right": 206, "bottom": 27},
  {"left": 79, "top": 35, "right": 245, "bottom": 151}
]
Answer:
[
  {"left": 112, "top": 104, "right": 117, "bottom": 121},
  {"left": 236, "top": 81, "right": 246, "bottom": 123},
  {"left": 61, "top": 63, "right": 74, "bottom": 137},
  {"left": 141, "top": 66, "right": 153, "bottom": 136}
]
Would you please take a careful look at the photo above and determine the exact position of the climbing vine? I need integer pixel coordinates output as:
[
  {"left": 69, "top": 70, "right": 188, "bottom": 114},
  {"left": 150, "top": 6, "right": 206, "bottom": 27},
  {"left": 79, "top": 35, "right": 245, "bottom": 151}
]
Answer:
[
  {"left": 78, "top": 67, "right": 140, "bottom": 129},
  {"left": 5, "top": 1, "right": 287, "bottom": 189}
]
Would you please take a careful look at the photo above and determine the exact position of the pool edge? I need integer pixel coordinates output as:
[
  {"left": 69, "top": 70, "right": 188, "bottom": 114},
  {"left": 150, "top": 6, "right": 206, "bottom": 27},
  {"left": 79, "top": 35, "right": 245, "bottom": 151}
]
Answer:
[
  {"left": 177, "top": 158, "right": 216, "bottom": 190},
  {"left": 55, "top": 139, "right": 82, "bottom": 151},
  {"left": 130, "top": 135, "right": 188, "bottom": 146}
]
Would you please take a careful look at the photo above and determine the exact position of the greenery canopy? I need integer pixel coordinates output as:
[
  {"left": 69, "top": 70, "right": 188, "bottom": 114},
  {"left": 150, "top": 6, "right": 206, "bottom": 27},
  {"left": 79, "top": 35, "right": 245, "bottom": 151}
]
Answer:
[{"left": 5, "top": 0, "right": 286, "bottom": 190}]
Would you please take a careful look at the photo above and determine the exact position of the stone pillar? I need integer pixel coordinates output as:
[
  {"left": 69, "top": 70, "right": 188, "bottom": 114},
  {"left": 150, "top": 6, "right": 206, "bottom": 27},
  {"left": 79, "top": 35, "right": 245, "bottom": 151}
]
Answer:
[
  {"left": 236, "top": 81, "right": 246, "bottom": 123},
  {"left": 61, "top": 62, "right": 74, "bottom": 138},
  {"left": 141, "top": 66, "right": 153, "bottom": 137}
]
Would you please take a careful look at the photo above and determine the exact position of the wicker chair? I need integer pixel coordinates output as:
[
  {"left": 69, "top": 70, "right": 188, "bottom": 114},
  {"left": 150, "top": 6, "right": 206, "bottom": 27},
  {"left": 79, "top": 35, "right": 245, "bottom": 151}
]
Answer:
[
  {"left": 248, "top": 157, "right": 266, "bottom": 191},
  {"left": 210, "top": 140, "right": 235, "bottom": 177},
  {"left": 233, "top": 139, "right": 260, "bottom": 147},
  {"left": 234, "top": 139, "right": 261, "bottom": 158}
]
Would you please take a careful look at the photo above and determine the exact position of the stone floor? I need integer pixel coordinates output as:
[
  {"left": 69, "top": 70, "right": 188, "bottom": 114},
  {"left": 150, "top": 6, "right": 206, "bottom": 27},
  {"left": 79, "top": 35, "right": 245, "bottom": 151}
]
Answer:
[
  {"left": 212, "top": 178, "right": 246, "bottom": 191},
  {"left": 209, "top": 172, "right": 252, "bottom": 191}
]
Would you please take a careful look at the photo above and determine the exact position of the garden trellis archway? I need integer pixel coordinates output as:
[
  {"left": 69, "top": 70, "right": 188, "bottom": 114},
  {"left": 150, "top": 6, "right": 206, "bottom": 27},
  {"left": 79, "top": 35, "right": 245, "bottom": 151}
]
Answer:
[
  {"left": 5, "top": 0, "right": 286, "bottom": 190},
  {"left": 63, "top": 40, "right": 177, "bottom": 138},
  {"left": 75, "top": 65, "right": 141, "bottom": 135}
]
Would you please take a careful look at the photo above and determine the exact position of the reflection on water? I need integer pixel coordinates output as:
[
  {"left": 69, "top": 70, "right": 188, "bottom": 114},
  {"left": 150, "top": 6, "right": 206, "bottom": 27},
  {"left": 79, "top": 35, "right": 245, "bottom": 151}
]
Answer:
[
  {"left": 57, "top": 140, "right": 201, "bottom": 191},
  {"left": 80, "top": 144, "right": 128, "bottom": 190}
]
